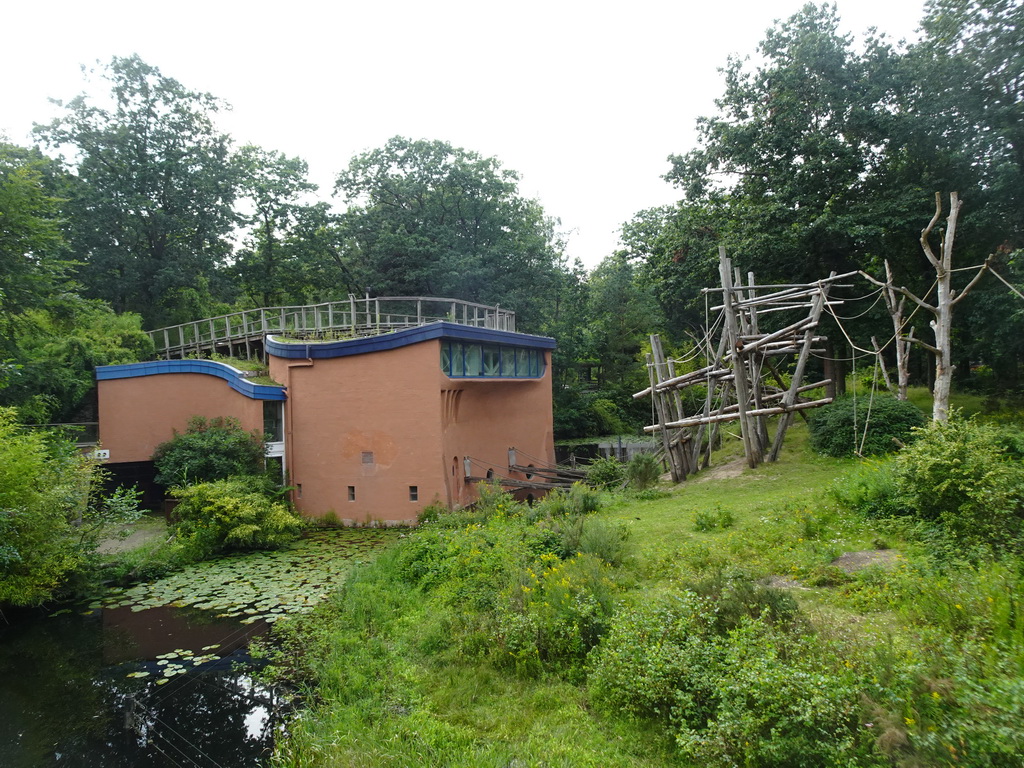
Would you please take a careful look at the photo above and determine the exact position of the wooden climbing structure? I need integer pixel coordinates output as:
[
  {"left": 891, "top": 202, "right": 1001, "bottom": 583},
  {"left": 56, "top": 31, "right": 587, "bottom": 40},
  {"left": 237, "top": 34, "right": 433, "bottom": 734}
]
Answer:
[{"left": 635, "top": 247, "right": 857, "bottom": 480}]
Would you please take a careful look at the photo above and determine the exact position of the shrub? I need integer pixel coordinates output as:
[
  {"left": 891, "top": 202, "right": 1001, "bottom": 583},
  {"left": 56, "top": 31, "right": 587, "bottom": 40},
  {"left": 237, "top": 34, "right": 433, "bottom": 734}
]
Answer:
[
  {"left": 829, "top": 459, "right": 907, "bottom": 518},
  {"left": 534, "top": 482, "right": 601, "bottom": 518},
  {"left": 170, "top": 478, "right": 304, "bottom": 559},
  {"left": 588, "top": 591, "right": 723, "bottom": 722},
  {"left": 497, "top": 552, "right": 616, "bottom": 680},
  {"left": 809, "top": 394, "right": 925, "bottom": 457},
  {"left": 589, "top": 591, "right": 862, "bottom": 767},
  {"left": 677, "top": 620, "right": 862, "bottom": 767},
  {"left": 892, "top": 415, "right": 1024, "bottom": 551},
  {"left": 0, "top": 411, "right": 84, "bottom": 605},
  {"left": 0, "top": 408, "right": 142, "bottom": 605},
  {"left": 693, "top": 505, "right": 735, "bottom": 531},
  {"left": 153, "top": 416, "right": 267, "bottom": 486},
  {"left": 546, "top": 514, "right": 630, "bottom": 565},
  {"left": 585, "top": 457, "right": 624, "bottom": 489},
  {"left": 684, "top": 570, "right": 800, "bottom": 632},
  {"left": 625, "top": 451, "right": 661, "bottom": 490}
]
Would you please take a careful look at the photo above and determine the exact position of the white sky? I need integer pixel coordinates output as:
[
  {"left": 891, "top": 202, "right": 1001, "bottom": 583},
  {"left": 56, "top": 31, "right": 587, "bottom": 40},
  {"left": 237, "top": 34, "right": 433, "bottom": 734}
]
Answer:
[{"left": 1, "top": 0, "right": 925, "bottom": 269}]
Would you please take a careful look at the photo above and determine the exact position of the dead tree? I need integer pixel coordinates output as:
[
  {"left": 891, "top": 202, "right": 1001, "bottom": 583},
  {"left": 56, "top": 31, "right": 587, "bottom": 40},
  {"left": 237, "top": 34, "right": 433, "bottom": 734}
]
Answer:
[{"left": 862, "top": 192, "right": 992, "bottom": 422}]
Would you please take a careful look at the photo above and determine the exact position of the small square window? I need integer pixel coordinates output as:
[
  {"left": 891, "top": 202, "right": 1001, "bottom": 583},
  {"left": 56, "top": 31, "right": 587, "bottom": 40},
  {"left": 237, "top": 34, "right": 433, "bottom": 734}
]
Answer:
[
  {"left": 348, "top": 486, "right": 355, "bottom": 501},
  {"left": 409, "top": 485, "right": 419, "bottom": 502},
  {"left": 361, "top": 451, "right": 374, "bottom": 464}
]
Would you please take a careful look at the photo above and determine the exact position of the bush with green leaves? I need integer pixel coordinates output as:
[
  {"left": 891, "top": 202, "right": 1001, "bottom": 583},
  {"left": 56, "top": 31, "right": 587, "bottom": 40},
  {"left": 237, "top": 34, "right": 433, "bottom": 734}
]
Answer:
[
  {"left": 625, "top": 451, "right": 661, "bottom": 490},
  {"left": 0, "top": 411, "right": 84, "bottom": 605},
  {"left": 497, "top": 551, "right": 616, "bottom": 680},
  {"left": 585, "top": 456, "right": 624, "bottom": 489},
  {"left": 828, "top": 459, "right": 907, "bottom": 518},
  {"left": 532, "top": 482, "right": 601, "bottom": 519},
  {"left": 170, "top": 477, "right": 304, "bottom": 559},
  {"left": 588, "top": 588, "right": 864, "bottom": 767},
  {"left": 153, "top": 415, "right": 267, "bottom": 486},
  {"left": 809, "top": 394, "right": 925, "bottom": 457},
  {"left": 892, "top": 415, "right": 1024, "bottom": 551},
  {"left": 0, "top": 407, "right": 141, "bottom": 605},
  {"left": 693, "top": 505, "right": 735, "bottom": 531}
]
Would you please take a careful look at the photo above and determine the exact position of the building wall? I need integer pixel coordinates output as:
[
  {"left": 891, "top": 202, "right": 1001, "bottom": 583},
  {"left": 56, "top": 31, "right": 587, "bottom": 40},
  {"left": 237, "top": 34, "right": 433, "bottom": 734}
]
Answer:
[
  {"left": 97, "top": 373, "right": 265, "bottom": 464},
  {"left": 269, "top": 342, "right": 444, "bottom": 525},
  {"left": 97, "top": 325, "right": 556, "bottom": 525},
  {"left": 437, "top": 353, "right": 555, "bottom": 509}
]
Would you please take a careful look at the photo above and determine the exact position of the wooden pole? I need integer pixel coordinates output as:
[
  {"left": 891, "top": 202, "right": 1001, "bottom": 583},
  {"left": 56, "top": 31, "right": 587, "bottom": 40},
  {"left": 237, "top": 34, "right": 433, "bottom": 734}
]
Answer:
[
  {"left": 719, "top": 248, "right": 761, "bottom": 468},
  {"left": 768, "top": 275, "right": 834, "bottom": 462},
  {"left": 647, "top": 347, "right": 682, "bottom": 482}
]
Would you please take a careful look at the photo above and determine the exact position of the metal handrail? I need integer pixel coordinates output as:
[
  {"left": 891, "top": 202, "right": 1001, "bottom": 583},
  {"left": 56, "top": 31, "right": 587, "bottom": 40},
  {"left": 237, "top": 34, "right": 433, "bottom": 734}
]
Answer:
[{"left": 148, "top": 295, "right": 516, "bottom": 358}]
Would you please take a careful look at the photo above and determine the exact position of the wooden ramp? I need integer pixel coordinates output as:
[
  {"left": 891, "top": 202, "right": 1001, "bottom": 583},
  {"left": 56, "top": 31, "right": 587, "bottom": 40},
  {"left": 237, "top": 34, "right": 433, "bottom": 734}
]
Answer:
[{"left": 463, "top": 449, "right": 587, "bottom": 492}]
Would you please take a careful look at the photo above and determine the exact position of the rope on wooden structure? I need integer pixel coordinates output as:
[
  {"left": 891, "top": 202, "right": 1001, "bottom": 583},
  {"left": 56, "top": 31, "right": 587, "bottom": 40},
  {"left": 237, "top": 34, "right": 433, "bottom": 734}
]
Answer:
[{"left": 635, "top": 248, "right": 849, "bottom": 476}]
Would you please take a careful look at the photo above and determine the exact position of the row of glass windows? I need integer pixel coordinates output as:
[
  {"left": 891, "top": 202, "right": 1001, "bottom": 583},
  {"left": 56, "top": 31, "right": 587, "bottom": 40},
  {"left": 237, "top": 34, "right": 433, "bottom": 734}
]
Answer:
[{"left": 440, "top": 341, "right": 545, "bottom": 378}]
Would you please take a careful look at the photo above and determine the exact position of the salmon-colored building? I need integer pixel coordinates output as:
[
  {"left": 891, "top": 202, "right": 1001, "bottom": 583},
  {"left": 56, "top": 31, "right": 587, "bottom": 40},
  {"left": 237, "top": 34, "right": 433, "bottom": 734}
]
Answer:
[{"left": 96, "top": 321, "right": 556, "bottom": 525}]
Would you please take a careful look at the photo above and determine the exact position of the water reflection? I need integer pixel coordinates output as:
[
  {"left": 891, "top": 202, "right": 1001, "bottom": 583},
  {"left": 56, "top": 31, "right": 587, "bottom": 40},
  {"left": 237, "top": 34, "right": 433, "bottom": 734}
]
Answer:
[{"left": 0, "top": 605, "right": 282, "bottom": 767}]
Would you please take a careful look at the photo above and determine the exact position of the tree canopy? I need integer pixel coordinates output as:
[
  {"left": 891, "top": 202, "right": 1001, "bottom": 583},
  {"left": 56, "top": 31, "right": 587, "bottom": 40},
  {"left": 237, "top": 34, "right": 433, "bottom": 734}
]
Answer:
[
  {"left": 627, "top": 1, "right": 1024, "bottom": 387},
  {"left": 0, "top": 143, "right": 71, "bottom": 347},
  {"left": 335, "top": 136, "right": 567, "bottom": 329},
  {"left": 35, "top": 55, "right": 237, "bottom": 327}
]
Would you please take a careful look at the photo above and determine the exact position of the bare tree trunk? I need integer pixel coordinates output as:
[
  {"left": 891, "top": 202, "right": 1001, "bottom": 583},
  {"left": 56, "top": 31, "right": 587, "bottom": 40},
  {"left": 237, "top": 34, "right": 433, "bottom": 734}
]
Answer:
[
  {"left": 861, "top": 192, "right": 991, "bottom": 422},
  {"left": 882, "top": 260, "right": 913, "bottom": 400}
]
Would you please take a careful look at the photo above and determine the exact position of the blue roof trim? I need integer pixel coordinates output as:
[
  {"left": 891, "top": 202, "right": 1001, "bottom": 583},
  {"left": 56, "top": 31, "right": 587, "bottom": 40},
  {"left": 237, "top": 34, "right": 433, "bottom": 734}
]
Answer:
[
  {"left": 95, "top": 360, "right": 287, "bottom": 401},
  {"left": 265, "top": 321, "right": 556, "bottom": 360}
]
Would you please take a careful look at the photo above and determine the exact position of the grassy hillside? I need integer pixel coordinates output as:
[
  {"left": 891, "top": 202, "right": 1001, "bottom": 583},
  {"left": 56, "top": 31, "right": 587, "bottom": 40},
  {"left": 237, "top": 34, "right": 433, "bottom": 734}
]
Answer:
[{"left": 265, "top": 414, "right": 1024, "bottom": 767}]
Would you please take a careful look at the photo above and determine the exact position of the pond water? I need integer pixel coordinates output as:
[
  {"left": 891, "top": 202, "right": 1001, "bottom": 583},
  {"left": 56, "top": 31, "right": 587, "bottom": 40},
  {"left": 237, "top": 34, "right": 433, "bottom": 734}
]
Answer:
[{"left": 0, "top": 529, "right": 396, "bottom": 767}]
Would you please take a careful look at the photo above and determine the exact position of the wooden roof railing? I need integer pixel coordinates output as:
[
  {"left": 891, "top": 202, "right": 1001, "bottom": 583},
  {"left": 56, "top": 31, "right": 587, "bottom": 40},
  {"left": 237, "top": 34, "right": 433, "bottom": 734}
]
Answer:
[{"left": 148, "top": 295, "right": 516, "bottom": 360}]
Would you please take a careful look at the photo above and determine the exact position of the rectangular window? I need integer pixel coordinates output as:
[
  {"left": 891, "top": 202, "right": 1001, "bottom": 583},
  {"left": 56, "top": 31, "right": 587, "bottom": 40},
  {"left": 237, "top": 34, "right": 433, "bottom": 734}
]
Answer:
[
  {"left": 483, "top": 345, "right": 500, "bottom": 376},
  {"left": 451, "top": 342, "right": 465, "bottom": 376},
  {"left": 348, "top": 486, "right": 355, "bottom": 501},
  {"left": 442, "top": 341, "right": 545, "bottom": 379},
  {"left": 500, "top": 347, "right": 516, "bottom": 376},
  {"left": 465, "top": 344, "right": 482, "bottom": 376},
  {"left": 516, "top": 347, "right": 529, "bottom": 376},
  {"left": 440, "top": 343, "right": 452, "bottom": 376},
  {"left": 409, "top": 485, "right": 418, "bottom": 502},
  {"left": 361, "top": 451, "right": 374, "bottom": 464},
  {"left": 263, "top": 401, "right": 284, "bottom": 442}
]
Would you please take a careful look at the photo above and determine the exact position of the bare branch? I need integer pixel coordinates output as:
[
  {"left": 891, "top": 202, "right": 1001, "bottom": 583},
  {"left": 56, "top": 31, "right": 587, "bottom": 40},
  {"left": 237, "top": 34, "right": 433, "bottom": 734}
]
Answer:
[
  {"left": 920, "top": 191, "right": 944, "bottom": 270},
  {"left": 943, "top": 191, "right": 962, "bottom": 269},
  {"left": 949, "top": 255, "right": 993, "bottom": 306},
  {"left": 893, "top": 284, "right": 937, "bottom": 313},
  {"left": 858, "top": 270, "right": 887, "bottom": 288},
  {"left": 860, "top": 267, "right": 936, "bottom": 313},
  {"left": 908, "top": 337, "right": 940, "bottom": 356}
]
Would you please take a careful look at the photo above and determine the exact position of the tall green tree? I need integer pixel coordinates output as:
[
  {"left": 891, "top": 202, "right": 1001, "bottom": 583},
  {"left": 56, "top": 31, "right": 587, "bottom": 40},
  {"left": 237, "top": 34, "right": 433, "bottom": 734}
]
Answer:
[
  {"left": 636, "top": 2, "right": 1024, "bottom": 389},
  {"left": 335, "top": 136, "right": 565, "bottom": 330},
  {"left": 231, "top": 145, "right": 318, "bottom": 307},
  {"left": 0, "top": 143, "right": 70, "bottom": 347},
  {"left": 665, "top": 4, "right": 918, "bottom": 283},
  {"left": 0, "top": 297, "right": 153, "bottom": 423},
  {"left": 35, "top": 55, "right": 236, "bottom": 327}
]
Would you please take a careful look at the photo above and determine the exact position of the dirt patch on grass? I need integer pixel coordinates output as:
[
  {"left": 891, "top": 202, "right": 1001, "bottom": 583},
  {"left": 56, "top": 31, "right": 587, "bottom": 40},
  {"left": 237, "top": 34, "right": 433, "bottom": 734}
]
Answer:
[
  {"left": 830, "top": 549, "right": 901, "bottom": 573},
  {"left": 97, "top": 515, "right": 168, "bottom": 554},
  {"left": 693, "top": 457, "right": 748, "bottom": 482}
]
